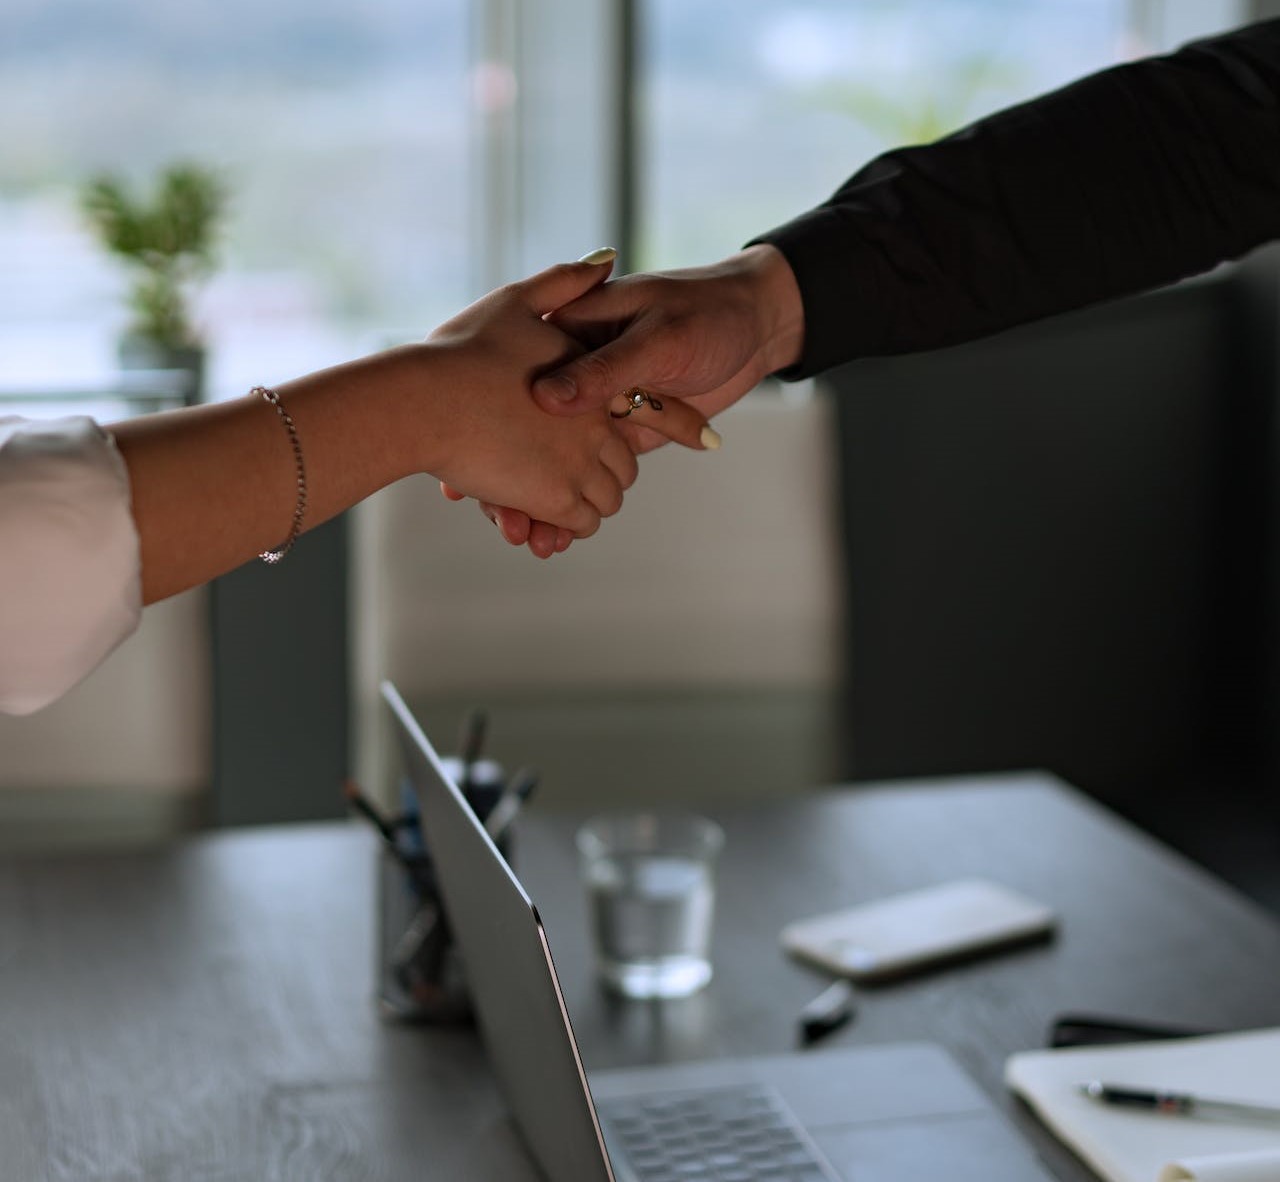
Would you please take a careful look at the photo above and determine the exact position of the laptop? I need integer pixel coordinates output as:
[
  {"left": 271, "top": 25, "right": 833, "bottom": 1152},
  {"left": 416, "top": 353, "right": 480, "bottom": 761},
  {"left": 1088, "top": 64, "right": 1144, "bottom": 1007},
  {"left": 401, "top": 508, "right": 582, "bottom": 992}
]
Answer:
[{"left": 382, "top": 682, "right": 1054, "bottom": 1182}]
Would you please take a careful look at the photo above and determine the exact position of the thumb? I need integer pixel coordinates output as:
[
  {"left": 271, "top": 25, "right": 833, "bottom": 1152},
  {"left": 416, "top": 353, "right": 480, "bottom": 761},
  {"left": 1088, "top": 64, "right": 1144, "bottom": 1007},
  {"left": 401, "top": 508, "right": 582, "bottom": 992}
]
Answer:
[
  {"left": 532, "top": 331, "right": 648, "bottom": 416},
  {"left": 519, "top": 248, "right": 617, "bottom": 317}
]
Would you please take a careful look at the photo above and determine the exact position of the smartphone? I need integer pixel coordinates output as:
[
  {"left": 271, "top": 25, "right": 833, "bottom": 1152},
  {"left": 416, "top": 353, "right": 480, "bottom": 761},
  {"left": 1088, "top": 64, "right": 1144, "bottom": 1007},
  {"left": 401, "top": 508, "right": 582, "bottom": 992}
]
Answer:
[{"left": 780, "top": 878, "right": 1056, "bottom": 983}]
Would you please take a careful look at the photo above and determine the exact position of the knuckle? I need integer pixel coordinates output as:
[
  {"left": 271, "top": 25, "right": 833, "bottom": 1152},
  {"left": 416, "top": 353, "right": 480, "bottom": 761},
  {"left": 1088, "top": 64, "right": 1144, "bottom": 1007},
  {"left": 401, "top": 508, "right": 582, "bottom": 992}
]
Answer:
[
  {"left": 572, "top": 350, "right": 618, "bottom": 392},
  {"left": 549, "top": 488, "right": 580, "bottom": 522}
]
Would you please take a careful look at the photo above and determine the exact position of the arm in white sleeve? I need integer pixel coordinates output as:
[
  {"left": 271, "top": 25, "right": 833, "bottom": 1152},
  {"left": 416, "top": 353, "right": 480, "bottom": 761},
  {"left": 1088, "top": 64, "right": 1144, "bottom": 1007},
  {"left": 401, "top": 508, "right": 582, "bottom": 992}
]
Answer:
[{"left": 0, "top": 416, "right": 142, "bottom": 715}]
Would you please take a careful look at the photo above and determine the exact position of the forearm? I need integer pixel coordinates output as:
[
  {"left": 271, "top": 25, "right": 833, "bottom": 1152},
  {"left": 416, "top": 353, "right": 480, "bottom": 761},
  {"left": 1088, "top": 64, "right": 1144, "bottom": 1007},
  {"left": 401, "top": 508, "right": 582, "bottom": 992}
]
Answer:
[
  {"left": 756, "top": 19, "right": 1280, "bottom": 377},
  {"left": 112, "top": 254, "right": 639, "bottom": 600},
  {"left": 110, "top": 345, "right": 434, "bottom": 604}
]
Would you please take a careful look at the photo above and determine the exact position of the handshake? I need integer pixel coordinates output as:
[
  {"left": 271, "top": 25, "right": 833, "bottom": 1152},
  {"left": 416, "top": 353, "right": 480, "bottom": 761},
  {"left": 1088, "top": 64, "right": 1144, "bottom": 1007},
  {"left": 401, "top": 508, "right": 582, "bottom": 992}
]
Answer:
[{"left": 426, "top": 242, "right": 804, "bottom": 559}]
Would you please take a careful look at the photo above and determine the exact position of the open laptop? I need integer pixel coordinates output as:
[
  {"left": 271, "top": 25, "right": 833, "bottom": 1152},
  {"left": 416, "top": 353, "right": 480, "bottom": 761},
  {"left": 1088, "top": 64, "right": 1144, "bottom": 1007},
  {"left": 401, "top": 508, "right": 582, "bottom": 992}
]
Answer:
[{"left": 382, "top": 682, "right": 1054, "bottom": 1182}]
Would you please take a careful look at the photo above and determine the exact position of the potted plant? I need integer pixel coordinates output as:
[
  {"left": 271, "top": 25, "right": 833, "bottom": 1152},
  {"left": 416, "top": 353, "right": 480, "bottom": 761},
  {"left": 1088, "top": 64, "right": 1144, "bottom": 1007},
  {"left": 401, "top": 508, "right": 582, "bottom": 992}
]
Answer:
[{"left": 81, "top": 162, "right": 228, "bottom": 405}]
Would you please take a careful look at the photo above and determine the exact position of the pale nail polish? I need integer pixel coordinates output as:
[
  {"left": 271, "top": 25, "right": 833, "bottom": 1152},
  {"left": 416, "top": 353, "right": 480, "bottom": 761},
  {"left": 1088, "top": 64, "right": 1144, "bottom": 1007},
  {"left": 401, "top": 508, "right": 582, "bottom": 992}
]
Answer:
[
  {"left": 577, "top": 246, "right": 617, "bottom": 265},
  {"left": 700, "top": 425, "right": 723, "bottom": 451}
]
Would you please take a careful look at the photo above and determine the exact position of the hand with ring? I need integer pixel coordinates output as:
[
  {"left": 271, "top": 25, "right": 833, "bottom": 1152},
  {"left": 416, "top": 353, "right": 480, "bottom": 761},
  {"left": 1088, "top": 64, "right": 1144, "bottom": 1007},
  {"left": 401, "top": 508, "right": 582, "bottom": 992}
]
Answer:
[
  {"left": 464, "top": 245, "right": 802, "bottom": 557},
  {"left": 439, "top": 249, "right": 728, "bottom": 558},
  {"left": 610, "top": 388, "right": 664, "bottom": 418}
]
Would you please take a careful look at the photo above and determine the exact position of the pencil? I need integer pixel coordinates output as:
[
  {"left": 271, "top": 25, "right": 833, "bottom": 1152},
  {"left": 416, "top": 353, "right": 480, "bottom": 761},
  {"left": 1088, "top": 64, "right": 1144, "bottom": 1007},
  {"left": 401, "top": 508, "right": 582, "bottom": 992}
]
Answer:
[{"left": 342, "top": 778, "right": 398, "bottom": 846}]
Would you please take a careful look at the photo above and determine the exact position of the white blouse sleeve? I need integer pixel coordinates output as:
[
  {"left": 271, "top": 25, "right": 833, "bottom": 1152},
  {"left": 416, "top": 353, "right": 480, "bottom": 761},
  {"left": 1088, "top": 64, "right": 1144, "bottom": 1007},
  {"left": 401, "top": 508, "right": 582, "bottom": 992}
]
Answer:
[{"left": 0, "top": 415, "right": 142, "bottom": 715}]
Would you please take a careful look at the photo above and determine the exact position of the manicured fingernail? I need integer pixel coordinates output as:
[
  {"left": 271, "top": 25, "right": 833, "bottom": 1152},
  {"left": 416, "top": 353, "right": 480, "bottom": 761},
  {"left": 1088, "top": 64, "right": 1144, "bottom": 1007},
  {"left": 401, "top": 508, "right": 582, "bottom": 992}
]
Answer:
[
  {"left": 577, "top": 247, "right": 617, "bottom": 265},
  {"left": 700, "top": 425, "right": 722, "bottom": 451},
  {"left": 537, "top": 375, "right": 577, "bottom": 403}
]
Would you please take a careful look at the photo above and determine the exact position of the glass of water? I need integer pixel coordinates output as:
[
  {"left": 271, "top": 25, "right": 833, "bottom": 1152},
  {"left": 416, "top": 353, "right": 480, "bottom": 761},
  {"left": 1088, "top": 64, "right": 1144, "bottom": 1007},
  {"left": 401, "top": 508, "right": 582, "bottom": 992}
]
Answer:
[{"left": 576, "top": 812, "right": 724, "bottom": 1000}]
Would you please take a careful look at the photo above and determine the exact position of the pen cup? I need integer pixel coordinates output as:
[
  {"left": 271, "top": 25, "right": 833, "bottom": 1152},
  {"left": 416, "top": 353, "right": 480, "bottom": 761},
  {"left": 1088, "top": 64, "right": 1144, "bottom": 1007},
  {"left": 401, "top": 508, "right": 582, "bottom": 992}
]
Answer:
[
  {"left": 577, "top": 812, "right": 723, "bottom": 1000},
  {"left": 375, "top": 762, "right": 512, "bottom": 1023},
  {"left": 376, "top": 844, "right": 472, "bottom": 1022}
]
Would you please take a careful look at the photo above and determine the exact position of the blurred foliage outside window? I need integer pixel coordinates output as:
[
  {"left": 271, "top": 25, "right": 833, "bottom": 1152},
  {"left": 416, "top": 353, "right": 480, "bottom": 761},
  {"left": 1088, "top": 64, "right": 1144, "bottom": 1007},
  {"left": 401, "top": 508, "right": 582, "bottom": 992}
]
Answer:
[{"left": 638, "top": 0, "right": 1239, "bottom": 270}]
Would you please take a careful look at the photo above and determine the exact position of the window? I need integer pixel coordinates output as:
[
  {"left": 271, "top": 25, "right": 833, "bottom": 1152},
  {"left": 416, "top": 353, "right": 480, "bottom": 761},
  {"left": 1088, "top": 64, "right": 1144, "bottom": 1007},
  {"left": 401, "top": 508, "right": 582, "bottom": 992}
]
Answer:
[
  {"left": 0, "top": 0, "right": 470, "bottom": 416},
  {"left": 1, "top": 1, "right": 1248, "bottom": 418},
  {"left": 637, "top": 0, "right": 1245, "bottom": 271}
]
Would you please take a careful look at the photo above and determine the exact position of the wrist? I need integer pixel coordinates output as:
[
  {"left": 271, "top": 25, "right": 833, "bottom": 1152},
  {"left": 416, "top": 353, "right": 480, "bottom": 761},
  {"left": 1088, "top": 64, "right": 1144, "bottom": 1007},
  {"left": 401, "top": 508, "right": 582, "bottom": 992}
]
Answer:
[
  {"left": 390, "top": 340, "right": 463, "bottom": 477},
  {"left": 738, "top": 244, "right": 805, "bottom": 375},
  {"left": 295, "top": 340, "right": 457, "bottom": 482}
]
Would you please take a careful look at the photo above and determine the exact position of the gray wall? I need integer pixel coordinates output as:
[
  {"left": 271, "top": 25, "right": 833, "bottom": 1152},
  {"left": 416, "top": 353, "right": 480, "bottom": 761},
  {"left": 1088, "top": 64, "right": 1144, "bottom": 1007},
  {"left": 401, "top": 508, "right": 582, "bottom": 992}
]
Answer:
[
  {"left": 828, "top": 261, "right": 1278, "bottom": 815},
  {"left": 210, "top": 515, "right": 349, "bottom": 827}
]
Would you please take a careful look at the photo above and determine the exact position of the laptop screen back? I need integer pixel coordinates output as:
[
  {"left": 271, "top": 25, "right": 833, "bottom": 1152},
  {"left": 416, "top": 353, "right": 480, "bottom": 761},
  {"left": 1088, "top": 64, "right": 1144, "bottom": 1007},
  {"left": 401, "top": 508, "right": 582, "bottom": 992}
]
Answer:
[{"left": 382, "top": 682, "right": 614, "bottom": 1182}]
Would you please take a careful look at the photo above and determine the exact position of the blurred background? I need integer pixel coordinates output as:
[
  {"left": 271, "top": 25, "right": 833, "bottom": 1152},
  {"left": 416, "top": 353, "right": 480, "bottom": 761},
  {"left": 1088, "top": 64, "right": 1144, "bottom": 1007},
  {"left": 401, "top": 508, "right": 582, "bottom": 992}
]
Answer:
[{"left": 3, "top": 0, "right": 1277, "bottom": 908}]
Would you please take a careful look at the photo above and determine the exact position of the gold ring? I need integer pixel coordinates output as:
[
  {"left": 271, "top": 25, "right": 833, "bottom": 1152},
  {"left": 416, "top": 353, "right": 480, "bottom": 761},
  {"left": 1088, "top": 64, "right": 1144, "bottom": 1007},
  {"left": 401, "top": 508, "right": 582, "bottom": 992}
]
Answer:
[{"left": 610, "top": 388, "right": 664, "bottom": 419}]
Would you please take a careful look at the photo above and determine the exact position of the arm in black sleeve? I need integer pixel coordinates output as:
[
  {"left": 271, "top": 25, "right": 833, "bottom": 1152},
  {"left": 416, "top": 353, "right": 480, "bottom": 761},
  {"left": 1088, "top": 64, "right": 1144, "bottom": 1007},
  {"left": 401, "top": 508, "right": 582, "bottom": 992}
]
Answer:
[{"left": 752, "top": 19, "right": 1280, "bottom": 379}]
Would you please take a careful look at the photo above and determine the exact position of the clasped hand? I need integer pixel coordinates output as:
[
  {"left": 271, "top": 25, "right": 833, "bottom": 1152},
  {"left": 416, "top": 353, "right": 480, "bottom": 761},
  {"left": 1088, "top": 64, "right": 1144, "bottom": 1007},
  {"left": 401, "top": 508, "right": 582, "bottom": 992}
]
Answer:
[
  {"left": 426, "top": 252, "right": 714, "bottom": 551},
  {"left": 436, "top": 243, "right": 804, "bottom": 558}
]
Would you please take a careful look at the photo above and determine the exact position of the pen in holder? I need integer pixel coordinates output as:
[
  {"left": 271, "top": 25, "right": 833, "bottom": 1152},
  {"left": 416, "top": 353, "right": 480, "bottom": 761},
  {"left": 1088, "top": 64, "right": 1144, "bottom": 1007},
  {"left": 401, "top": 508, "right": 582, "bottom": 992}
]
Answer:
[
  {"left": 377, "top": 837, "right": 472, "bottom": 1023},
  {"left": 364, "top": 752, "right": 532, "bottom": 1023}
]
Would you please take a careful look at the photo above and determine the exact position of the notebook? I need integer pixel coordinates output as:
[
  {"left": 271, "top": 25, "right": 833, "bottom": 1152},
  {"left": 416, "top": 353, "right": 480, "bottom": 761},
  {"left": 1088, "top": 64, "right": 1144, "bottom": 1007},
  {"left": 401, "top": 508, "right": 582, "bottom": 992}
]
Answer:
[
  {"left": 382, "top": 681, "right": 1055, "bottom": 1182},
  {"left": 1005, "top": 1028, "right": 1280, "bottom": 1182}
]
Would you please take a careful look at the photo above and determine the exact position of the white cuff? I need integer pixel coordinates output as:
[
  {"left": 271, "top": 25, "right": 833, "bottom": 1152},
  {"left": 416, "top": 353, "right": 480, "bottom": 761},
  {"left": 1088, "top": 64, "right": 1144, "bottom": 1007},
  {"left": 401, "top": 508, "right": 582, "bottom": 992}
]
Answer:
[{"left": 0, "top": 415, "right": 143, "bottom": 715}]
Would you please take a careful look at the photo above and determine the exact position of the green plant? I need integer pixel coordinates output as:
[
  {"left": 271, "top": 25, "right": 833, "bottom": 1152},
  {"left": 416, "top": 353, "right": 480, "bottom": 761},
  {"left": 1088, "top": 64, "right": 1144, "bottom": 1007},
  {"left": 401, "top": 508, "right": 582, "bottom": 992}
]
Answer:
[{"left": 81, "top": 163, "right": 228, "bottom": 350}]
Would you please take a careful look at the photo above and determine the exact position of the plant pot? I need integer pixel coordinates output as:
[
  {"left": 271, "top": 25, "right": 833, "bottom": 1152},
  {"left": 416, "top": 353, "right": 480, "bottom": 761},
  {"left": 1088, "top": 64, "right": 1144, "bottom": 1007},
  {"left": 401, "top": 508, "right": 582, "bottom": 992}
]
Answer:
[{"left": 118, "top": 335, "right": 206, "bottom": 406}]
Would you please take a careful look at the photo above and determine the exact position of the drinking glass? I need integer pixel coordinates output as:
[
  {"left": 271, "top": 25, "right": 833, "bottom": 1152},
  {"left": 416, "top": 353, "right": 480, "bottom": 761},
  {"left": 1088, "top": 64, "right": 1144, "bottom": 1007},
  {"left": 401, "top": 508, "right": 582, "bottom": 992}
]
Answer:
[{"left": 576, "top": 812, "right": 724, "bottom": 1000}]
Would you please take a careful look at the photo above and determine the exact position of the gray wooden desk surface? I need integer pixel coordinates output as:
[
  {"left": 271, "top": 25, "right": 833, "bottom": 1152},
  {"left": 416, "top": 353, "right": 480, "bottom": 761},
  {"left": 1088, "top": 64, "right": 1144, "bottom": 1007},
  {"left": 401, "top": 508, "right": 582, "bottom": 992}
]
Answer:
[{"left": 2, "top": 771, "right": 1278, "bottom": 1181}]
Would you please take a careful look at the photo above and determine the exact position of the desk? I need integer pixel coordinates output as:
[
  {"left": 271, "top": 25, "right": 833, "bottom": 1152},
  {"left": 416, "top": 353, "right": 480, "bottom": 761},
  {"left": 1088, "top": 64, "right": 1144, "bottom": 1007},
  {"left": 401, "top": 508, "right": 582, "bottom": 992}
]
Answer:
[{"left": 2, "top": 771, "right": 1278, "bottom": 1181}]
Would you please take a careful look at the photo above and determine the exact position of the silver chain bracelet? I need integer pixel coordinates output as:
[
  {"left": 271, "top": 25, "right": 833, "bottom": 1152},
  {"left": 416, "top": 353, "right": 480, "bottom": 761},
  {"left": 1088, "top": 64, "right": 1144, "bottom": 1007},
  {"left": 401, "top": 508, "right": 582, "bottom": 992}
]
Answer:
[{"left": 254, "top": 385, "right": 308, "bottom": 564}]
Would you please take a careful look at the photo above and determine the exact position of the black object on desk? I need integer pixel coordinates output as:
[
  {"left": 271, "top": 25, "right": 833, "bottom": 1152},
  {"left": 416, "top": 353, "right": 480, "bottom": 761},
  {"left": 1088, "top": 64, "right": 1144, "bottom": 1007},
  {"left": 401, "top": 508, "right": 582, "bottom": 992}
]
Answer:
[
  {"left": 798, "top": 978, "right": 857, "bottom": 1045},
  {"left": 1049, "top": 1013, "right": 1214, "bottom": 1048}
]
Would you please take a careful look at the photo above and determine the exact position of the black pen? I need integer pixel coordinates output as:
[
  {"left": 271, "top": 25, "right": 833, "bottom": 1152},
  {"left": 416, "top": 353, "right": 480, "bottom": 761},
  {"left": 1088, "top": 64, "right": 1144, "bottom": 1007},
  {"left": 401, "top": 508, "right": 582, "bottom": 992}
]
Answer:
[
  {"left": 514, "top": 767, "right": 540, "bottom": 803},
  {"left": 458, "top": 707, "right": 488, "bottom": 792},
  {"left": 343, "top": 779, "right": 399, "bottom": 846},
  {"left": 343, "top": 779, "right": 430, "bottom": 887},
  {"left": 1079, "top": 1081, "right": 1280, "bottom": 1126},
  {"left": 484, "top": 768, "right": 539, "bottom": 842},
  {"left": 392, "top": 898, "right": 443, "bottom": 990}
]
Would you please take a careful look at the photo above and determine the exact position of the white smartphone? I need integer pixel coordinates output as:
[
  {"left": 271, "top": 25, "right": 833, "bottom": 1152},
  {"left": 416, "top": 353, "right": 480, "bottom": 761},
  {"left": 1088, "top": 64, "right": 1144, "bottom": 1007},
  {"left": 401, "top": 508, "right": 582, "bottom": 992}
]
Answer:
[{"left": 780, "top": 878, "right": 1057, "bottom": 983}]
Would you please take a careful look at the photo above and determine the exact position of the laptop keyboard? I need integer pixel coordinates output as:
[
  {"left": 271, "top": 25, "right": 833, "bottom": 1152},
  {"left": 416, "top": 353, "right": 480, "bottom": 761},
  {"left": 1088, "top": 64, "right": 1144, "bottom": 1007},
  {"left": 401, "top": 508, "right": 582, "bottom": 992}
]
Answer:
[{"left": 595, "top": 1083, "right": 840, "bottom": 1182}]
